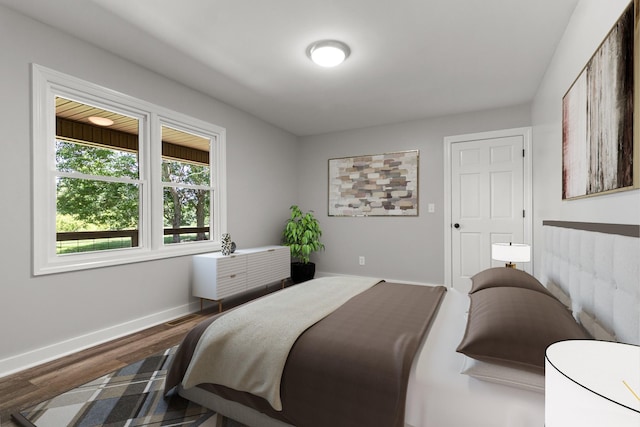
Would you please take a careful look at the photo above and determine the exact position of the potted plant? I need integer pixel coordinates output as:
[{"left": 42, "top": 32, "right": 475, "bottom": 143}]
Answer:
[{"left": 282, "top": 205, "right": 325, "bottom": 283}]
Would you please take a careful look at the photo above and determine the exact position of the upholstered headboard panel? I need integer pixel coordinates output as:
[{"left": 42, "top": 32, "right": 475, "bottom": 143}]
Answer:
[{"left": 541, "top": 221, "right": 640, "bottom": 345}]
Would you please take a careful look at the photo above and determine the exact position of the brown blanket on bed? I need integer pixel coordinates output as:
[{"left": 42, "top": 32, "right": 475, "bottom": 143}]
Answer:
[{"left": 165, "top": 281, "right": 446, "bottom": 427}]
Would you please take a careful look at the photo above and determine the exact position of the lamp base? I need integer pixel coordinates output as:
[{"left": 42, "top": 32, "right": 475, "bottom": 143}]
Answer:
[{"left": 505, "top": 262, "right": 516, "bottom": 269}]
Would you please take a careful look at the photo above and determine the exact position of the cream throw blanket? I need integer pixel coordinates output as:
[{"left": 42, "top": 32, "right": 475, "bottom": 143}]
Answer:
[{"left": 181, "top": 276, "right": 381, "bottom": 410}]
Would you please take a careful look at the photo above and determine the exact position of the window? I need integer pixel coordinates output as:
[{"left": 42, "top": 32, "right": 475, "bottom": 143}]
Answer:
[
  {"left": 55, "top": 97, "right": 142, "bottom": 254},
  {"left": 33, "top": 65, "right": 226, "bottom": 275},
  {"left": 160, "top": 124, "right": 212, "bottom": 245}
]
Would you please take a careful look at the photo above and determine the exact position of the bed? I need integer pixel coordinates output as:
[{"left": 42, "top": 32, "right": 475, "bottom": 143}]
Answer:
[
  {"left": 166, "top": 221, "right": 639, "bottom": 427},
  {"left": 166, "top": 277, "right": 558, "bottom": 427}
]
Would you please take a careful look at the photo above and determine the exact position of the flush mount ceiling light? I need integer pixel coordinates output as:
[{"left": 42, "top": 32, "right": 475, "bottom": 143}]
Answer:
[
  {"left": 306, "top": 40, "right": 351, "bottom": 68},
  {"left": 88, "top": 116, "right": 114, "bottom": 127}
]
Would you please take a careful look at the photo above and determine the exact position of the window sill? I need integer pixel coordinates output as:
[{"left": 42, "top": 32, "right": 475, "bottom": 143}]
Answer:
[{"left": 34, "top": 242, "right": 222, "bottom": 276}]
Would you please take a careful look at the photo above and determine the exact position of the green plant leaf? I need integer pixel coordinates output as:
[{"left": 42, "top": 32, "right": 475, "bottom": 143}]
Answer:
[{"left": 280, "top": 205, "right": 324, "bottom": 264}]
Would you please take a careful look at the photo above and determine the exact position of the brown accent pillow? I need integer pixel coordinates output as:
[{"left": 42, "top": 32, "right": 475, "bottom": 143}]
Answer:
[
  {"left": 456, "top": 287, "right": 591, "bottom": 373},
  {"left": 469, "top": 267, "right": 553, "bottom": 297}
]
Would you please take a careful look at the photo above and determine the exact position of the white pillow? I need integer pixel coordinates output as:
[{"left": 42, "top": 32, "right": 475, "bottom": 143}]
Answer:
[{"left": 460, "top": 356, "right": 544, "bottom": 393}]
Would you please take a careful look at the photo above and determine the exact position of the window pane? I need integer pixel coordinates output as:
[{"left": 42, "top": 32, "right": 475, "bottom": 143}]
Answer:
[
  {"left": 56, "top": 140, "right": 139, "bottom": 179},
  {"left": 163, "top": 187, "right": 210, "bottom": 244},
  {"left": 56, "top": 177, "right": 139, "bottom": 254},
  {"left": 161, "top": 125, "right": 210, "bottom": 185},
  {"left": 161, "top": 159, "right": 210, "bottom": 185},
  {"left": 55, "top": 96, "right": 139, "bottom": 179}
]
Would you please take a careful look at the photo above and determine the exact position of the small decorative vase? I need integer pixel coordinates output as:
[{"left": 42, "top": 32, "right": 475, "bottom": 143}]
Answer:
[{"left": 221, "top": 233, "right": 232, "bottom": 255}]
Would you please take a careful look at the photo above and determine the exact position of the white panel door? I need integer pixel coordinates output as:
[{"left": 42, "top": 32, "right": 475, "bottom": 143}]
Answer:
[{"left": 451, "top": 135, "right": 524, "bottom": 291}]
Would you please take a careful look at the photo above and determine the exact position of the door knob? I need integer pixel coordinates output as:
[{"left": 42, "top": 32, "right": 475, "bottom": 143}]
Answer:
[{"left": 453, "top": 223, "right": 460, "bottom": 229}]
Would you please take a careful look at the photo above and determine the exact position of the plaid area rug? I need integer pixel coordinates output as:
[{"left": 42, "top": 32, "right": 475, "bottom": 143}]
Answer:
[{"left": 15, "top": 346, "right": 244, "bottom": 427}]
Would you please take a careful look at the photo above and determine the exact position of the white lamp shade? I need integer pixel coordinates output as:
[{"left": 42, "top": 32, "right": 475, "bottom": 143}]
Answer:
[
  {"left": 491, "top": 243, "right": 530, "bottom": 263},
  {"left": 545, "top": 340, "right": 640, "bottom": 426}
]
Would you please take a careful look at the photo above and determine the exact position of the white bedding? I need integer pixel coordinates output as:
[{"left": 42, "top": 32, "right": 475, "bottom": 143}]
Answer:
[{"left": 459, "top": 356, "right": 544, "bottom": 393}]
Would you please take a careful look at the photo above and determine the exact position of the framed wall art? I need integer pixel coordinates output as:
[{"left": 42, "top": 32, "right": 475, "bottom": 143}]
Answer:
[
  {"left": 328, "top": 150, "right": 419, "bottom": 216},
  {"left": 562, "top": 1, "right": 638, "bottom": 199}
]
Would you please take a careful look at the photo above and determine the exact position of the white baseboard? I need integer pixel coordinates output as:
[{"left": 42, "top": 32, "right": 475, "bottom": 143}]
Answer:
[{"left": 0, "top": 301, "right": 200, "bottom": 379}]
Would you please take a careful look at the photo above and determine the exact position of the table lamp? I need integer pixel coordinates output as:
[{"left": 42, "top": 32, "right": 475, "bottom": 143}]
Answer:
[
  {"left": 491, "top": 242, "right": 530, "bottom": 268},
  {"left": 545, "top": 340, "right": 640, "bottom": 426}
]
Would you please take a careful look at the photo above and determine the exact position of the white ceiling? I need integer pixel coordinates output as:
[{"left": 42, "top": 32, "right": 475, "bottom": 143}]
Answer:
[{"left": 1, "top": 0, "right": 579, "bottom": 136}]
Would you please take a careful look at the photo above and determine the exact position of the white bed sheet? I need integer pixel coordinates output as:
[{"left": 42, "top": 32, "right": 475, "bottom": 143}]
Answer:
[{"left": 405, "top": 288, "right": 544, "bottom": 427}]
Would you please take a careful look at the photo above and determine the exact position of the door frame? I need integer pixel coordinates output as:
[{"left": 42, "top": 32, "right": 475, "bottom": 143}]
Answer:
[{"left": 443, "top": 127, "right": 533, "bottom": 287}]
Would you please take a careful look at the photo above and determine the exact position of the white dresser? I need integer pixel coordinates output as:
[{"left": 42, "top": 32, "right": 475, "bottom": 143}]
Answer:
[{"left": 192, "top": 245, "right": 290, "bottom": 311}]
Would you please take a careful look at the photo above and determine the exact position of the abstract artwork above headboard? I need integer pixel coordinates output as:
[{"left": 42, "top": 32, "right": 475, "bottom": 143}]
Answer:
[{"left": 541, "top": 221, "right": 640, "bottom": 345}]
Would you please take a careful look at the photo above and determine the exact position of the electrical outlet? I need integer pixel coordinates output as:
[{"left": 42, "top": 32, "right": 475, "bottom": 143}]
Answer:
[{"left": 359, "top": 256, "right": 365, "bottom": 266}]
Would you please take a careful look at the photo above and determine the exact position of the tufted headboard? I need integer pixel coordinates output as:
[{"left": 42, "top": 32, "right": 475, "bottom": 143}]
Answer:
[{"left": 541, "top": 221, "right": 640, "bottom": 345}]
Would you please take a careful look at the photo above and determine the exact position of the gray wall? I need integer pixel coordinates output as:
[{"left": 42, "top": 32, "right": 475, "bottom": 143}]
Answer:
[
  {"left": 297, "top": 106, "right": 531, "bottom": 284},
  {"left": 531, "top": 0, "right": 640, "bottom": 274},
  {"left": 0, "top": 6, "right": 298, "bottom": 374}
]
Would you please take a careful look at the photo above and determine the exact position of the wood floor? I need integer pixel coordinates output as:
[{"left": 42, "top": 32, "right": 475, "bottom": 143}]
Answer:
[{"left": 0, "top": 282, "right": 285, "bottom": 425}]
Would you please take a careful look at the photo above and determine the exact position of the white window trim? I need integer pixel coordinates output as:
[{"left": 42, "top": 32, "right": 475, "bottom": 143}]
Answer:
[{"left": 32, "top": 64, "right": 227, "bottom": 275}]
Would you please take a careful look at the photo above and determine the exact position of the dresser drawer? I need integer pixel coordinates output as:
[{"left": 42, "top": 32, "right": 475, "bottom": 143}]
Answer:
[
  {"left": 247, "top": 246, "right": 290, "bottom": 289},
  {"left": 216, "top": 272, "right": 247, "bottom": 299},
  {"left": 216, "top": 253, "right": 247, "bottom": 278}
]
